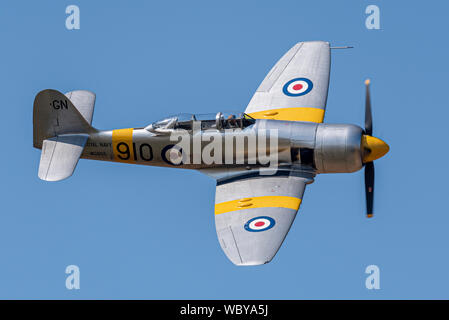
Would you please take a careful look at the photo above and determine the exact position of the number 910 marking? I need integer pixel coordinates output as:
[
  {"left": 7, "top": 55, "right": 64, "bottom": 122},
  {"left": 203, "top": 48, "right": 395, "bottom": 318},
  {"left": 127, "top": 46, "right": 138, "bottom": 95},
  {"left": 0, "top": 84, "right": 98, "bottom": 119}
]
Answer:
[{"left": 116, "top": 142, "right": 153, "bottom": 162}]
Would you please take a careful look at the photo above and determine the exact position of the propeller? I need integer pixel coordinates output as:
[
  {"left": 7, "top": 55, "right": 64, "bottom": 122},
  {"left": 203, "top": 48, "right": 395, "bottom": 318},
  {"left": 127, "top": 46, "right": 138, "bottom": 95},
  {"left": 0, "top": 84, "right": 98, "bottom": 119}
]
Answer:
[
  {"left": 364, "top": 160, "right": 374, "bottom": 218},
  {"left": 360, "top": 79, "right": 390, "bottom": 218},
  {"left": 364, "top": 79, "right": 374, "bottom": 218},
  {"left": 365, "top": 79, "right": 373, "bottom": 136}
]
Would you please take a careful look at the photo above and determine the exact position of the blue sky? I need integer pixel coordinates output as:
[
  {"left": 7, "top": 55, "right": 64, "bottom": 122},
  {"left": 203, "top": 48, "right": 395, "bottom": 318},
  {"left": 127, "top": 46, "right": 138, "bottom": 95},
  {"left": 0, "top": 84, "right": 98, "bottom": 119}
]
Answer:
[{"left": 0, "top": 0, "right": 448, "bottom": 299}]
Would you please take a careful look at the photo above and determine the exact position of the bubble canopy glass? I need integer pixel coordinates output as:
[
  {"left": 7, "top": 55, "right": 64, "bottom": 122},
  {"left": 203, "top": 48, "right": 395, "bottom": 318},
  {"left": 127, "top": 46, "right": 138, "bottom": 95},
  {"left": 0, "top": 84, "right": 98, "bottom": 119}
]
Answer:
[{"left": 146, "top": 112, "right": 255, "bottom": 132}]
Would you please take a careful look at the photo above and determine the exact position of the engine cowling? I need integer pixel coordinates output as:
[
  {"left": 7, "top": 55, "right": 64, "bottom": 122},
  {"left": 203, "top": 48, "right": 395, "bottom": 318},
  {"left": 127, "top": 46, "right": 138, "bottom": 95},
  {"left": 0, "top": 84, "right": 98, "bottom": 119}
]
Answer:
[{"left": 314, "top": 124, "right": 363, "bottom": 173}]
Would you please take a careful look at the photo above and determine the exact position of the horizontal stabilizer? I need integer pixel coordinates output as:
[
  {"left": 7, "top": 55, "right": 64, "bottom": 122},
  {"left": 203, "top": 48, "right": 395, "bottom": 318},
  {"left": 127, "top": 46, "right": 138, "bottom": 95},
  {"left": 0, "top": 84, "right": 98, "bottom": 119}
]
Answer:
[{"left": 38, "top": 134, "right": 88, "bottom": 181}]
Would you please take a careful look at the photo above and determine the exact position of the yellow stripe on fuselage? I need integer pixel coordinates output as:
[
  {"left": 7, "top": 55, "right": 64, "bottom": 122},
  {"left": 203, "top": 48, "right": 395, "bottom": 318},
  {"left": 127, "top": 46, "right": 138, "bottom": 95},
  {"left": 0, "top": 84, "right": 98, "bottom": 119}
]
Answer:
[
  {"left": 215, "top": 196, "right": 301, "bottom": 215},
  {"left": 248, "top": 107, "right": 325, "bottom": 123},
  {"left": 112, "top": 128, "right": 134, "bottom": 163}
]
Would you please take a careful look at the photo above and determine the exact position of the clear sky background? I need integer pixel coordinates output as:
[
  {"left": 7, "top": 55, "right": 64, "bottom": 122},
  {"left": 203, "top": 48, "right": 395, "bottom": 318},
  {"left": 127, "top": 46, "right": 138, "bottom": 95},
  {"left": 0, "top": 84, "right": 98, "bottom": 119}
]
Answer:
[{"left": 0, "top": 0, "right": 448, "bottom": 299}]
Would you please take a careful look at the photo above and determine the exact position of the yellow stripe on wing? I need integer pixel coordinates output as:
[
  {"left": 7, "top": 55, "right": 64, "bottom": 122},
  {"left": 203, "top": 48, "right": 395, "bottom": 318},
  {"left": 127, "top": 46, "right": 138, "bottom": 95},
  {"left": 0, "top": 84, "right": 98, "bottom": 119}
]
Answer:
[
  {"left": 248, "top": 107, "right": 325, "bottom": 123},
  {"left": 215, "top": 196, "right": 301, "bottom": 215}
]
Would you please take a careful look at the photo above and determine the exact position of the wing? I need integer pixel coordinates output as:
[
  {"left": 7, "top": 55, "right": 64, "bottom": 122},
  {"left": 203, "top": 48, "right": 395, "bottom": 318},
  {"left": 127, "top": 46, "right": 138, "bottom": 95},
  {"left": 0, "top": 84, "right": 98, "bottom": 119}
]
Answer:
[
  {"left": 245, "top": 41, "right": 330, "bottom": 123},
  {"left": 214, "top": 171, "right": 312, "bottom": 265}
]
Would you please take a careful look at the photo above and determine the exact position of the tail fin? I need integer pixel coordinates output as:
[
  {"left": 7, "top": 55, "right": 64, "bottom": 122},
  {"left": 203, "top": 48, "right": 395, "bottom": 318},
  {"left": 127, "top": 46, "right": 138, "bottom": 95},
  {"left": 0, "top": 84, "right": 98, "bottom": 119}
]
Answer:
[
  {"left": 33, "top": 89, "right": 96, "bottom": 181},
  {"left": 33, "top": 89, "right": 96, "bottom": 149}
]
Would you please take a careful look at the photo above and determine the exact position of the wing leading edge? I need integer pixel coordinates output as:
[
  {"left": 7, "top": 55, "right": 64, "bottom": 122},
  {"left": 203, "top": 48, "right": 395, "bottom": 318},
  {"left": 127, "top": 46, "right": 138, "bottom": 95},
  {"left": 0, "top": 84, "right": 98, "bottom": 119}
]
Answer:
[{"left": 214, "top": 171, "right": 312, "bottom": 265}]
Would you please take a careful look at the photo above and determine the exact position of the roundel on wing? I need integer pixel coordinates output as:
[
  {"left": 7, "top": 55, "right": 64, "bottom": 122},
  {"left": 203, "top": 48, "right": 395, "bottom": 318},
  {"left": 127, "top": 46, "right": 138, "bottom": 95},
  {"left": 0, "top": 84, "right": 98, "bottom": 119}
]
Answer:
[
  {"left": 282, "top": 78, "right": 313, "bottom": 97},
  {"left": 244, "top": 216, "right": 276, "bottom": 232}
]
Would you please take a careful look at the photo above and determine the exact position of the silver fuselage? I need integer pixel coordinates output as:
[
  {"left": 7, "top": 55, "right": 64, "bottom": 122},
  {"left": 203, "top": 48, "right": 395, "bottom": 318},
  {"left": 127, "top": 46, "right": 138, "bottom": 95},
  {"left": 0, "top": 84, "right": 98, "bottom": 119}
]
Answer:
[{"left": 80, "top": 119, "right": 364, "bottom": 174}]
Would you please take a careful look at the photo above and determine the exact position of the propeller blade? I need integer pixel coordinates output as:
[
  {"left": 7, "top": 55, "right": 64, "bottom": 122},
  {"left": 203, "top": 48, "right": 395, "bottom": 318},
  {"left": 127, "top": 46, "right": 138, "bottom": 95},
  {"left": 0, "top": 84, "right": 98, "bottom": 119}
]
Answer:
[
  {"left": 364, "top": 79, "right": 373, "bottom": 136},
  {"left": 365, "top": 161, "right": 374, "bottom": 218}
]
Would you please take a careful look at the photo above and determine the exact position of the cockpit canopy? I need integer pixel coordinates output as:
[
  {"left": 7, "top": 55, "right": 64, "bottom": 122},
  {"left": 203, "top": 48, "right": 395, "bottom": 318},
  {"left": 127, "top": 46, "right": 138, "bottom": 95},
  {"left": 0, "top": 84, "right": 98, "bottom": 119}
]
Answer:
[{"left": 146, "top": 112, "right": 255, "bottom": 133}]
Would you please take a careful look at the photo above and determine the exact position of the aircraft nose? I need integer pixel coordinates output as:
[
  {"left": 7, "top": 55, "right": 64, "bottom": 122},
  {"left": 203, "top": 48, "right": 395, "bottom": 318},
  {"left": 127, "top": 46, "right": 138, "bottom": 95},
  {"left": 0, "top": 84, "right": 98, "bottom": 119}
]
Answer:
[{"left": 362, "top": 135, "right": 389, "bottom": 163}]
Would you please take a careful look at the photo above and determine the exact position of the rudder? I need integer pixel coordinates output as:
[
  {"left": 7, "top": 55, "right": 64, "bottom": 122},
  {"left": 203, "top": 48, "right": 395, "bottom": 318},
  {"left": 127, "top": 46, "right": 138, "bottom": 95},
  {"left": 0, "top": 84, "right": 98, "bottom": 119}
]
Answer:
[{"left": 64, "top": 90, "right": 96, "bottom": 125}]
